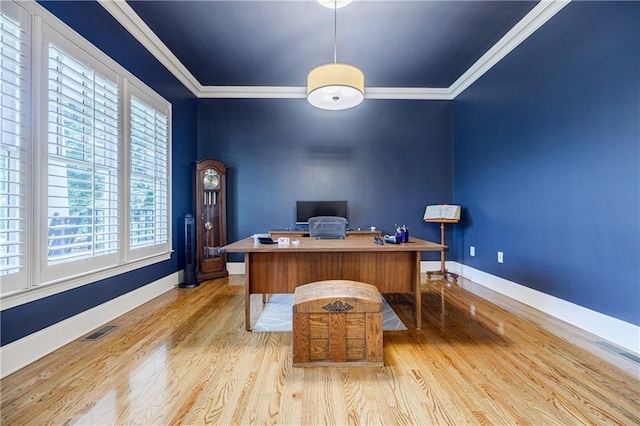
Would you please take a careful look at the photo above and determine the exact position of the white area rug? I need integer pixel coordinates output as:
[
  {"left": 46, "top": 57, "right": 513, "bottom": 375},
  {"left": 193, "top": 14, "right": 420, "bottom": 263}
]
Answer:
[{"left": 253, "top": 294, "right": 407, "bottom": 332}]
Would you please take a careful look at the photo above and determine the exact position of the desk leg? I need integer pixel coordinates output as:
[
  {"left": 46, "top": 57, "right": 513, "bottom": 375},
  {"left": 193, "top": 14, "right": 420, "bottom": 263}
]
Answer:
[
  {"left": 415, "top": 251, "right": 421, "bottom": 330},
  {"left": 245, "top": 252, "right": 251, "bottom": 331}
]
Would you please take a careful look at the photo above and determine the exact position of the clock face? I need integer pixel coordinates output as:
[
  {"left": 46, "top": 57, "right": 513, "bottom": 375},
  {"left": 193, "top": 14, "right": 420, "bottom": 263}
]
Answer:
[{"left": 203, "top": 168, "right": 219, "bottom": 190}]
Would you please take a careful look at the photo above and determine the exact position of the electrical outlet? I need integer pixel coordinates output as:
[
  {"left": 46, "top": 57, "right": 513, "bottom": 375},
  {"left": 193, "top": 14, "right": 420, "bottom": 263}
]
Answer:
[
  {"left": 498, "top": 251, "right": 504, "bottom": 263},
  {"left": 470, "top": 246, "right": 475, "bottom": 257}
]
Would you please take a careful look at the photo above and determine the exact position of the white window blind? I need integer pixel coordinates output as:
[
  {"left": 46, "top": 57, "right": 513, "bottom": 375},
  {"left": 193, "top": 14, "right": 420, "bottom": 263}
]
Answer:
[
  {"left": 47, "top": 44, "right": 119, "bottom": 266},
  {"left": 129, "top": 95, "right": 169, "bottom": 251},
  {"left": 0, "top": 6, "right": 29, "bottom": 294}
]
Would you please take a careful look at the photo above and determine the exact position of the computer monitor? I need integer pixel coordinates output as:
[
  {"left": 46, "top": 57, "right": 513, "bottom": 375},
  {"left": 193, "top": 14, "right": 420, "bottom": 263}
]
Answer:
[{"left": 296, "top": 200, "right": 348, "bottom": 226}]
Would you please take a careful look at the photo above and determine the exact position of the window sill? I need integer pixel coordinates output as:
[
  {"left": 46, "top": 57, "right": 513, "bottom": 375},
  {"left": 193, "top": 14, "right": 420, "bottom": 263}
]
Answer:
[{"left": 0, "top": 251, "right": 173, "bottom": 311}]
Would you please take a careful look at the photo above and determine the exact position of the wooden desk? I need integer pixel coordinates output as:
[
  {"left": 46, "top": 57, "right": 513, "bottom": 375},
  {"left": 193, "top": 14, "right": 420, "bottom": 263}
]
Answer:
[
  {"left": 269, "top": 229, "right": 381, "bottom": 238},
  {"left": 223, "top": 237, "right": 445, "bottom": 330}
]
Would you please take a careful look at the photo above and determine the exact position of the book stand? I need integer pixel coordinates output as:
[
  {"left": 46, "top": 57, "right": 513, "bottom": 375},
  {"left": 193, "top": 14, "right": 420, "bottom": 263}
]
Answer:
[{"left": 425, "top": 218, "right": 459, "bottom": 283}]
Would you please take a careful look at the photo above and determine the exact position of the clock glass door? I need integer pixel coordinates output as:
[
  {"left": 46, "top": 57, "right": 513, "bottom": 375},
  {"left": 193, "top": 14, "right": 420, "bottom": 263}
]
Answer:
[
  {"left": 195, "top": 160, "right": 228, "bottom": 280},
  {"left": 202, "top": 189, "right": 222, "bottom": 260}
]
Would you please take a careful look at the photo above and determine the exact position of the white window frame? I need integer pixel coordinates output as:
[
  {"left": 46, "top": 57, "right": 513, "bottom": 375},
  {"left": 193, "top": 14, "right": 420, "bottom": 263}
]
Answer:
[
  {"left": 38, "top": 22, "right": 122, "bottom": 285},
  {"left": 1, "top": 0, "right": 172, "bottom": 309},
  {"left": 0, "top": 1, "right": 31, "bottom": 295},
  {"left": 124, "top": 82, "right": 172, "bottom": 262}
]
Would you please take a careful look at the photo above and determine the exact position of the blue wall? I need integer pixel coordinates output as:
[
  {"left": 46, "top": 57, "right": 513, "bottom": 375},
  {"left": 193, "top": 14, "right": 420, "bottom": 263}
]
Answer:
[
  {"left": 3, "top": 0, "right": 637, "bottom": 348},
  {"left": 0, "top": 1, "right": 197, "bottom": 345},
  {"left": 453, "top": 2, "right": 640, "bottom": 326},
  {"left": 197, "top": 98, "right": 454, "bottom": 261}
]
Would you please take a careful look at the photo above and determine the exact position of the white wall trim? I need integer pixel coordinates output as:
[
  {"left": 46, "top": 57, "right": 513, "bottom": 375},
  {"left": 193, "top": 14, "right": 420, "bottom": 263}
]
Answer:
[
  {"left": 197, "top": 86, "right": 455, "bottom": 100},
  {"left": 422, "top": 260, "right": 444, "bottom": 273},
  {"left": 198, "top": 85, "right": 306, "bottom": 99},
  {"left": 450, "top": 262, "right": 640, "bottom": 355},
  {"left": 227, "top": 262, "right": 246, "bottom": 275},
  {"left": 365, "top": 87, "right": 452, "bottom": 101},
  {"left": 96, "top": 0, "right": 203, "bottom": 95},
  {"left": 0, "top": 272, "right": 179, "bottom": 379},
  {"left": 7, "top": 262, "right": 635, "bottom": 377},
  {"left": 449, "top": 0, "right": 571, "bottom": 98},
  {"left": 228, "top": 260, "right": 639, "bottom": 354},
  {"left": 96, "top": 0, "right": 571, "bottom": 100}
]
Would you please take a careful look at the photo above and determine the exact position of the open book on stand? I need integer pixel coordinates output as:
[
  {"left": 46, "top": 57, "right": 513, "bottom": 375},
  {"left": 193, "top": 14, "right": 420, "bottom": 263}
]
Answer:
[{"left": 423, "top": 205, "right": 461, "bottom": 221}]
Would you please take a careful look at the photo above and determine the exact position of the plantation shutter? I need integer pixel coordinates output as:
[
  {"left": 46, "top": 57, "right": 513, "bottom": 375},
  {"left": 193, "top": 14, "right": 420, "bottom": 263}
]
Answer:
[
  {"left": 129, "top": 95, "right": 169, "bottom": 251},
  {"left": 46, "top": 44, "right": 119, "bottom": 266},
  {"left": 1, "top": 3, "right": 172, "bottom": 298},
  {"left": 0, "top": 6, "right": 29, "bottom": 294}
]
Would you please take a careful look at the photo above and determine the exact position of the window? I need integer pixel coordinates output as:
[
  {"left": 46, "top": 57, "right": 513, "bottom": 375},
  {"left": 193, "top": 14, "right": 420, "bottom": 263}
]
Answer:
[
  {"left": 1, "top": 0, "right": 172, "bottom": 303},
  {"left": 0, "top": 3, "right": 29, "bottom": 295},
  {"left": 127, "top": 92, "right": 170, "bottom": 260},
  {"left": 46, "top": 45, "right": 120, "bottom": 266}
]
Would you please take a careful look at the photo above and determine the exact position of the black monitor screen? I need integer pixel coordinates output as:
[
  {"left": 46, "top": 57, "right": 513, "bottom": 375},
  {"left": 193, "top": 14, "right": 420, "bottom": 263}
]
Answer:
[{"left": 296, "top": 200, "right": 348, "bottom": 225}]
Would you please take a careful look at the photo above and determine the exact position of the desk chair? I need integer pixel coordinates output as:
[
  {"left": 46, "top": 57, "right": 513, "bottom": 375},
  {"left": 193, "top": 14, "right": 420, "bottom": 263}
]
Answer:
[{"left": 308, "top": 216, "right": 347, "bottom": 239}]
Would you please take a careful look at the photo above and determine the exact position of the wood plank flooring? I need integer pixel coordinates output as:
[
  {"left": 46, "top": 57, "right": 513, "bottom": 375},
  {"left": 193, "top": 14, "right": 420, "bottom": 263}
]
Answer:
[{"left": 1, "top": 275, "right": 638, "bottom": 425}]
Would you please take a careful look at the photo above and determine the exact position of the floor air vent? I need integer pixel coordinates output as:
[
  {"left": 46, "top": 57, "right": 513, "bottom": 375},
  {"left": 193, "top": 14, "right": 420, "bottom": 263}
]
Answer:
[
  {"left": 81, "top": 325, "right": 118, "bottom": 341},
  {"left": 594, "top": 340, "right": 640, "bottom": 364}
]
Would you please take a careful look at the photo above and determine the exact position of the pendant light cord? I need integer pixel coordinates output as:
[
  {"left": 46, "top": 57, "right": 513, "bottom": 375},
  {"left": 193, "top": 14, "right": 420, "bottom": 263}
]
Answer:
[{"left": 333, "top": 0, "right": 337, "bottom": 63}]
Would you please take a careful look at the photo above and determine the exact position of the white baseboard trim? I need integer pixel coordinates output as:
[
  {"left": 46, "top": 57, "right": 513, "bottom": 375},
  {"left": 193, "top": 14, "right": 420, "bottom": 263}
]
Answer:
[
  {"left": 229, "top": 261, "right": 639, "bottom": 354},
  {"left": 422, "top": 261, "right": 447, "bottom": 273},
  {"left": 450, "top": 262, "right": 640, "bottom": 355},
  {"left": 0, "top": 272, "right": 179, "bottom": 379},
  {"left": 8, "top": 262, "right": 634, "bottom": 378},
  {"left": 227, "top": 262, "right": 245, "bottom": 275}
]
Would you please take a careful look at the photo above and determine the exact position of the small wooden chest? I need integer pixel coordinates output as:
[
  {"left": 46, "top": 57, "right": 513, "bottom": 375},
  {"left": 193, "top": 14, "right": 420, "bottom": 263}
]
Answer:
[{"left": 292, "top": 280, "right": 383, "bottom": 367}]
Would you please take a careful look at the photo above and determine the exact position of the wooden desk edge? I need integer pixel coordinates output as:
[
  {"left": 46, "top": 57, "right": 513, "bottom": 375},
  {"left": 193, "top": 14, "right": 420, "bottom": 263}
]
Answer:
[{"left": 224, "top": 236, "right": 445, "bottom": 252}]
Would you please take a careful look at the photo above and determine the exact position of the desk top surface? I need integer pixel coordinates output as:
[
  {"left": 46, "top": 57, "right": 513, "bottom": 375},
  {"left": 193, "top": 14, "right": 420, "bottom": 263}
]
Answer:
[{"left": 223, "top": 236, "right": 445, "bottom": 253}]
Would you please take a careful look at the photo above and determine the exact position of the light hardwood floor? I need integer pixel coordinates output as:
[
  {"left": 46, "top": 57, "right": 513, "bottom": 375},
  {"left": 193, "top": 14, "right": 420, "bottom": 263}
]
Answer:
[{"left": 1, "top": 275, "right": 638, "bottom": 425}]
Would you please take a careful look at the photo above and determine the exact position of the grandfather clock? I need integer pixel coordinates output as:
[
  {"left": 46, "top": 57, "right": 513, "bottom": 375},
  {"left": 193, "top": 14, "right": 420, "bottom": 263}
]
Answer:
[{"left": 194, "top": 159, "right": 228, "bottom": 281}]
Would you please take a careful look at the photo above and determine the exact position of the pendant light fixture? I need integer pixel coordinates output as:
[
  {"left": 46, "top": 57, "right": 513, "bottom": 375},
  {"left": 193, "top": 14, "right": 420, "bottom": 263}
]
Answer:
[{"left": 307, "top": 0, "right": 364, "bottom": 110}]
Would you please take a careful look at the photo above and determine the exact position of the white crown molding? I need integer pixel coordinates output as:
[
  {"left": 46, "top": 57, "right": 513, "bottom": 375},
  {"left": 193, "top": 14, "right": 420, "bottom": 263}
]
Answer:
[
  {"left": 96, "top": 0, "right": 203, "bottom": 95},
  {"left": 449, "top": 0, "right": 571, "bottom": 98},
  {"left": 97, "top": 0, "right": 571, "bottom": 100},
  {"left": 197, "top": 85, "right": 453, "bottom": 100},
  {"left": 365, "top": 87, "right": 453, "bottom": 101},
  {"left": 198, "top": 86, "right": 306, "bottom": 99}
]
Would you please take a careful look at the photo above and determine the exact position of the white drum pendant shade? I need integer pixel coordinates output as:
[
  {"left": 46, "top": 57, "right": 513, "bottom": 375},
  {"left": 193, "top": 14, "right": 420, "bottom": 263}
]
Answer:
[
  {"left": 307, "top": 63, "right": 365, "bottom": 110},
  {"left": 317, "top": 0, "right": 353, "bottom": 9}
]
